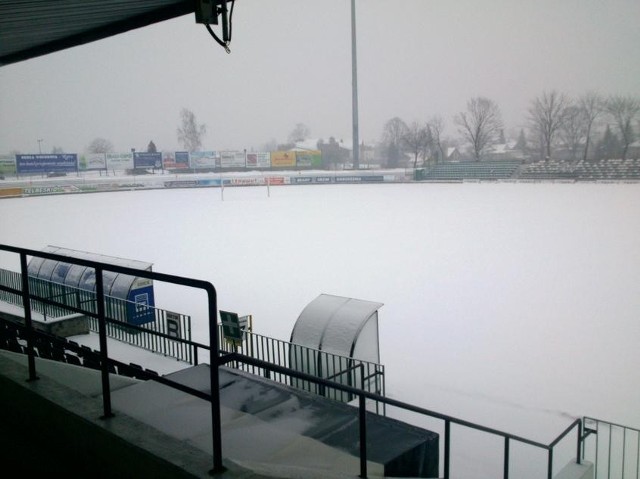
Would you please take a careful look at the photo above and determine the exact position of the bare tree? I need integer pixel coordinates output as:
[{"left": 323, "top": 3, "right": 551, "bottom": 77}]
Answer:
[
  {"left": 559, "top": 105, "right": 586, "bottom": 160},
  {"left": 403, "top": 121, "right": 432, "bottom": 169},
  {"left": 579, "top": 92, "right": 604, "bottom": 161},
  {"left": 454, "top": 97, "right": 503, "bottom": 161},
  {"left": 428, "top": 116, "right": 446, "bottom": 163},
  {"left": 177, "top": 108, "right": 206, "bottom": 152},
  {"left": 606, "top": 95, "right": 640, "bottom": 160},
  {"left": 288, "top": 123, "right": 310, "bottom": 144},
  {"left": 528, "top": 90, "right": 570, "bottom": 160},
  {"left": 382, "top": 117, "right": 409, "bottom": 167},
  {"left": 87, "top": 137, "right": 113, "bottom": 154}
]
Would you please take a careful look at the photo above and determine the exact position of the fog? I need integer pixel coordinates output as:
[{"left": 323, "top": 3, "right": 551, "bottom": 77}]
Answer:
[
  {"left": 1, "top": 182, "right": 638, "bottom": 448},
  {"left": 2, "top": 0, "right": 640, "bottom": 154}
]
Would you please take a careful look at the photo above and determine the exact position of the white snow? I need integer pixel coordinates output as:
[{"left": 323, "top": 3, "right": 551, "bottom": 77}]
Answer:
[{"left": 1, "top": 181, "right": 639, "bottom": 473}]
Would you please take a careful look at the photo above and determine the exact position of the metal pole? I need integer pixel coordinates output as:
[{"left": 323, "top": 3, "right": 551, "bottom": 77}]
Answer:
[
  {"left": 576, "top": 419, "right": 582, "bottom": 465},
  {"left": 95, "top": 267, "right": 113, "bottom": 419},
  {"left": 207, "top": 286, "right": 224, "bottom": 474},
  {"left": 359, "top": 393, "right": 368, "bottom": 478},
  {"left": 19, "top": 253, "right": 38, "bottom": 382},
  {"left": 444, "top": 420, "right": 451, "bottom": 479},
  {"left": 351, "top": 0, "right": 360, "bottom": 169},
  {"left": 504, "top": 437, "right": 510, "bottom": 479}
]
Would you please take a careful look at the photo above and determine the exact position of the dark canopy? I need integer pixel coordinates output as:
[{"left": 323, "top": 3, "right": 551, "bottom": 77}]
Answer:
[{"left": 0, "top": 0, "right": 194, "bottom": 66}]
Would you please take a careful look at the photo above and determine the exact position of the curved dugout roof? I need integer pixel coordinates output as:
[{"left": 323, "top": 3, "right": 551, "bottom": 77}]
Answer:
[
  {"left": 27, "top": 245, "right": 153, "bottom": 299},
  {"left": 290, "top": 294, "right": 383, "bottom": 359},
  {"left": 0, "top": 0, "right": 195, "bottom": 67}
]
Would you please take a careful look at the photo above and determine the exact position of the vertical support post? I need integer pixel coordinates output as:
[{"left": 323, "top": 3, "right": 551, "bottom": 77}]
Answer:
[
  {"left": 359, "top": 393, "right": 368, "bottom": 478},
  {"left": 444, "top": 420, "right": 451, "bottom": 479},
  {"left": 207, "top": 286, "right": 224, "bottom": 474},
  {"left": 95, "top": 267, "right": 113, "bottom": 419},
  {"left": 504, "top": 437, "right": 510, "bottom": 479},
  {"left": 19, "top": 253, "right": 38, "bottom": 382},
  {"left": 547, "top": 448, "right": 553, "bottom": 479},
  {"left": 576, "top": 419, "right": 582, "bottom": 465}
]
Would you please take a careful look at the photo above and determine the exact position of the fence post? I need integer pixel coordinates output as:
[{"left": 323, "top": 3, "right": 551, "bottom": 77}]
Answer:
[
  {"left": 207, "top": 286, "right": 224, "bottom": 474},
  {"left": 95, "top": 267, "right": 113, "bottom": 419},
  {"left": 504, "top": 437, "right": 510, "bottom": 479},
  {"left": 359, "top": 392, "right": 368, "bottom": 478},
  {"left": 576, "top": 419, "right": 582, "bottom": 465},
  {"left": 19, "top": 253, "right": 38, "bottom": 382},
  {"left": 444, "top": 420, "right": 451, "bottom": 479}
]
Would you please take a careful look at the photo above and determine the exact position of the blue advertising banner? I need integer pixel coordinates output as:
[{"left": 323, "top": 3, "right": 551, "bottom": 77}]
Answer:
[
  {"left": 134, "top": 152, "right": 162, "bottom": 168},
  {"left": 16, "top": 154, "right": 78, "bottom": 174}
]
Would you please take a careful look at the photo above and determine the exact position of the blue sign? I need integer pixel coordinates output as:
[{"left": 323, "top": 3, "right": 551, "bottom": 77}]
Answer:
[
  {"left": 16, "top": 154, "right": 78, "bottom": 174},
  {"left": 175, "top": 151, "right": 190, "bottom": 163},
  {"left": 134, "top": 152, "right": 162, "bottom": 168}
]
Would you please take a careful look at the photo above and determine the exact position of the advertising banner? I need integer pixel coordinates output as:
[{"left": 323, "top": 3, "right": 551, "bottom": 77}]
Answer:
[
  {"left": 189, "top": 151, "right": 218, "bottom": 169},
  {"left": 16, "top": 154, "right": 77, "bottom": 174},
  {"left": 162, "top": 151, "right": 189, "bottom": 169},
  {"left": 79, "top": 153, "right": 106, "bottom": 170},
  {"left": 271, "top": 151, "right": 296, "bottom": 168},
  {"left": 0, "top": 155, "right": 16, "bottom": 175},
  {"left": 295, "top": 150, "right": 322, "bottom": 168},
  {"left": 134, "top": 152, "right": 162, "bottom": 168},
  {"left": 246, "top": 152, "right": 271, "bottom": 168},
  {"left": 106, "top": 152, "right": 134, "bottom": 170},
  {"left": 220, "top": 151, "right": 246, "bottom": 168}
]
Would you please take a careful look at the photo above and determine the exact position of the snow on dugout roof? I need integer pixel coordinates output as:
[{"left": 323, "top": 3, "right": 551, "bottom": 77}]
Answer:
[
  {"left": 27, "top": 245, "right": 153, "bottom": 299},
  {"left": 290, "top": 294, "right": 383, "bottom": 363}
]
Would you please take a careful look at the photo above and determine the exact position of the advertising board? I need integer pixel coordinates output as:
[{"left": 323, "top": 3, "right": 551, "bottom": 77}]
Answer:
[
  {"left": 189, "top": 151, "right": 219, "bottom": 169},
  {"left": 245, "top": 152, "right": 271, "bottom": 168},
  {"left": 0, "top": 155, "right": 16, "bottom": 175},
  {"left": 295, "top": 150, "right": 322, "bottom": 168},
  {"left": 79, "top": 153, "right": 106, "bottom": 170},
  {"left": 134, "top": 152, "right": 162, "bottom": 169},
  {"left": 271, "top": 151, "right": 296, "bottom": 168},
  {"left": 106, "top": 152, "right": 134, "bottom": 170},
  {"left": 220, "top": 151, "right": 246, "bottom": 168},
  {"left": 162, "top": 151, "right": 189, "bottom": 169},
  {"left": 16, "top": 154, "right": 77, "bottom": 174}
]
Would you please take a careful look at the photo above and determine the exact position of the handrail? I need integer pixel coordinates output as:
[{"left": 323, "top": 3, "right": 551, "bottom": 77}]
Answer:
[
  {"left": 0, "top": 242, "right": 584, "bottom": 478},
  {"left": 0, "top": 244, "right": 224, "bottom": 474}
]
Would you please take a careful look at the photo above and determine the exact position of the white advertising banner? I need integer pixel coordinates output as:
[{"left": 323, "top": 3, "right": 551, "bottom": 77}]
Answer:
[
  {"left": 220, "top": 151, "right": 246, "bottom": 168},
  {"left": 106, "top": 152, "right": 134, "bottom": 170},
  {"left": 189, "top": 151, "right": 218, "bottom": 169}
]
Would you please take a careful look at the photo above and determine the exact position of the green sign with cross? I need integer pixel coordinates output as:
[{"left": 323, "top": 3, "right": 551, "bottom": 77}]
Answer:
[{"left": 220, "top": 310, "right": 243, "bottom": 342}]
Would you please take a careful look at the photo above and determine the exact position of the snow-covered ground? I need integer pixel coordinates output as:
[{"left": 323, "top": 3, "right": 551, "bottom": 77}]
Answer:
[{"left": 1, "top": 182, "right": 639, "bottom": 476}]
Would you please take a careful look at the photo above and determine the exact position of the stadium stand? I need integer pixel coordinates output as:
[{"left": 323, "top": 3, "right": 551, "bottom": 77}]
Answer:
[{"left": 421, "top": 159, "right": 523, "bottom": 181}]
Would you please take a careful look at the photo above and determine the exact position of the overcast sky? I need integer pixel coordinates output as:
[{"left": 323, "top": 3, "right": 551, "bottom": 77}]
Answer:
[{"left": 1, "top": 0, "right": 639, "bottom": 154}]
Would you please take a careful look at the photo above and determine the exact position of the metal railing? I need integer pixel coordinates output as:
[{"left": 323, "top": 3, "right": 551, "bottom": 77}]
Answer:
[
  {"left": 0, "top": 243, "right": 585, "bottom": 478},
  {"left": 0, "top": 268, "right": 193, "bottom": 363},
  {"left": 582, "top": 416, "right": 640, "bottom": 478},
  {"left": 218, "top": 327, "right": 385, "bottom": 412}
]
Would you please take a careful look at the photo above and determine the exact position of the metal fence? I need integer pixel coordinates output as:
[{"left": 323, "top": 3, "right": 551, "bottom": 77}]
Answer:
[
  {"left": 0, "top": 244, "right": 591, "bottom": 479},
  {"left": 0, "top": 268, "right": 192, "bottom": 363},
  {"left": 218, "top": 326, "right": 385, "bottom": 412},
  {"left": 582, "top": 416, "right": 640, "bottom": 478}
]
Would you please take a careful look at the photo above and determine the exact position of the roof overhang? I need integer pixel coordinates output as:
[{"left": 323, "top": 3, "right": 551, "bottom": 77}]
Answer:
[{"left": 0, "top": 0, "right": 195, "bottom": 67}]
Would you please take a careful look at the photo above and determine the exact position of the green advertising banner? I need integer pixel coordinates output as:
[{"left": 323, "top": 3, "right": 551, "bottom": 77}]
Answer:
[{"left": 0, "top": 155, "right": 16, "bottom": 175}]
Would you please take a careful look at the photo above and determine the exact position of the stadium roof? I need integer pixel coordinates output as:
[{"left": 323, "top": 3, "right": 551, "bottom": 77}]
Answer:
[{"left": 0, "top": 0, "right": 195, "bottom": 67}]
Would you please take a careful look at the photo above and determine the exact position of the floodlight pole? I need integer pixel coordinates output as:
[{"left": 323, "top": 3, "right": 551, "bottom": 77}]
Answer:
[{"left": 351, "top": 0, "right": 360, "bottom": 170}]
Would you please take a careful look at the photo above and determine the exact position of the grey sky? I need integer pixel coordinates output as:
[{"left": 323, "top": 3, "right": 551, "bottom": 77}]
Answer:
[{"left": 1, "top": 0, "right": 639, "bottom": 154}]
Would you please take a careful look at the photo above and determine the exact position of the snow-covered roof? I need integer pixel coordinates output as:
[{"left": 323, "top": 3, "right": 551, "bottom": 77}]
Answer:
[{"left": 290, "top": 294, "right": 383, "bottom": 359}]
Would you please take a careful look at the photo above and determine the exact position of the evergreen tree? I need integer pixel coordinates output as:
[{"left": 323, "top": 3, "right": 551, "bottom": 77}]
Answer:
[
  {"left": 515, "top": 129, "right": 528, "bottom": 151},
  {"left": 595, "top": 125, "right": 621, "bottom": 159},
  {"left": 147, "top": 140, "right": 157, "bottom": 153}
]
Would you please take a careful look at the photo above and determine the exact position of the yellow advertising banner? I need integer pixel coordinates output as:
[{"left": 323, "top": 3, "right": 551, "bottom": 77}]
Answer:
[
  {"left": 0, "top": 188, "right": 22, "bottom": 198},
  {"left": 270, "top": 151, "right": 296, "bottom": 168}
]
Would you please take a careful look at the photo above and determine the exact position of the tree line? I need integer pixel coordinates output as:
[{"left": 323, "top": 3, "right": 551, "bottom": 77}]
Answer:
[{"left": 381, "top": 91, "right": 640, "bottom": 167}]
